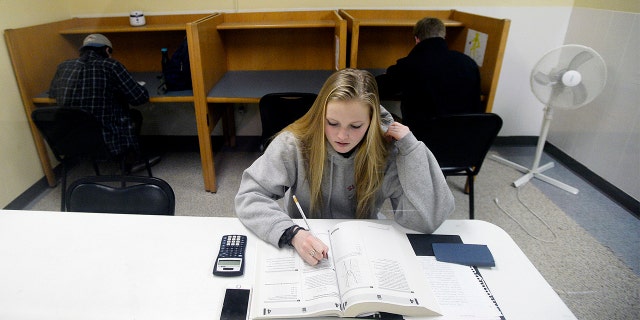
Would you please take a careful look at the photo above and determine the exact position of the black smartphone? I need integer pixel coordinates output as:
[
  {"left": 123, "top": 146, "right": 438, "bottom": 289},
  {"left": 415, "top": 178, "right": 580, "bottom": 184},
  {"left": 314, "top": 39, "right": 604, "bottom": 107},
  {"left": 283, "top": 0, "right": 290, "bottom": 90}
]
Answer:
[{"left": 220, "top": 288, "right": 251, "bottom": 320}]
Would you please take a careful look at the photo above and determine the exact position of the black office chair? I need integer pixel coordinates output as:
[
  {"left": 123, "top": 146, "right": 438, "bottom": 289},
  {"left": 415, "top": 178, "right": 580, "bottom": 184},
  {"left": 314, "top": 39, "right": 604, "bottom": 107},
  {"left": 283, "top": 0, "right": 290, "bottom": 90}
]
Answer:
[
  {"left": 65, "top": 175, "right": 175, "bottom": 215},
  {"left": 31, "top": 106, "right": 152, "bottom": 211},
  {"left": 259, "top": 92, "right": 317, "bottom": 151},
  {"left": 417, "top": 113, "right": 503, "bottom": 219}
]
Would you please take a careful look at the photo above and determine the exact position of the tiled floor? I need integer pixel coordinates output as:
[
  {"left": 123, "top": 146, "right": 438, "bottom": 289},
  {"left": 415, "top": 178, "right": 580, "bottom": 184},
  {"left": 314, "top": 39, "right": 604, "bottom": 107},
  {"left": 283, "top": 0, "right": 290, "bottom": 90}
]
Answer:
[{"left": 492, "top": 146, "right": 639, "bottom": 276}]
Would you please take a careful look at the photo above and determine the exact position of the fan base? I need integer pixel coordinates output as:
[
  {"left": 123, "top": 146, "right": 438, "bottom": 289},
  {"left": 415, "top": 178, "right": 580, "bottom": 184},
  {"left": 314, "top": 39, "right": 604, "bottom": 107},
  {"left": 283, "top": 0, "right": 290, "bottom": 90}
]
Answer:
[{"left": 490, "top": 155, "right": 579, "bottom": 194}]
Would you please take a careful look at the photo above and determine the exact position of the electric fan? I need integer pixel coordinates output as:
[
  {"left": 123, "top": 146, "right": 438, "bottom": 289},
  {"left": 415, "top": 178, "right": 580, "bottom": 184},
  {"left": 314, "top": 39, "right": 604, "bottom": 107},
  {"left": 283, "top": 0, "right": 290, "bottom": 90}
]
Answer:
[{"left": 491, "top": 44, "right": 607, "bottom": 194}]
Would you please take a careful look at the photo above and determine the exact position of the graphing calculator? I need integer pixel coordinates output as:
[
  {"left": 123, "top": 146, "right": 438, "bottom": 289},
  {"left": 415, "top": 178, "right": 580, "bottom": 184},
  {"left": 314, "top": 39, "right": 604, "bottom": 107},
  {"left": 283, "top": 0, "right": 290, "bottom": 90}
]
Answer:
[{"left": 213, "top": 235, "right": 247, "bottom": 277}]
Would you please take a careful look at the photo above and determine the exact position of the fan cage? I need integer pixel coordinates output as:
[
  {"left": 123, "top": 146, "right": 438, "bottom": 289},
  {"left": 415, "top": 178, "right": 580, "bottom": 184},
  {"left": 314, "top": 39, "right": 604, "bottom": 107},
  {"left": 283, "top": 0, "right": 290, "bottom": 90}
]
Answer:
[{"left": 530, "top": 44, "right": 607, "bottom": 110}]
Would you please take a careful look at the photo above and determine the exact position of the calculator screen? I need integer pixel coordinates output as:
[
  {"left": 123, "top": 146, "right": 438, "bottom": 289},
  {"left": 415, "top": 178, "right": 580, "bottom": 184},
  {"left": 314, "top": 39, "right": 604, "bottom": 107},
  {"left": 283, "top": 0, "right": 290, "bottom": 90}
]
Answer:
[{"left": 219, "top": 259, "right": 241, "bottom": 266}]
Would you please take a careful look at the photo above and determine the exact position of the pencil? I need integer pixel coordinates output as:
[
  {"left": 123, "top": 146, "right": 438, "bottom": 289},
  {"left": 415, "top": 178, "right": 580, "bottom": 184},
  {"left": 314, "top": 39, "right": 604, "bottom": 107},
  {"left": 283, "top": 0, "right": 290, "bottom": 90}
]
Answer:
[{"left": 292, "top": 195, "right": 311, "bottom": 231}]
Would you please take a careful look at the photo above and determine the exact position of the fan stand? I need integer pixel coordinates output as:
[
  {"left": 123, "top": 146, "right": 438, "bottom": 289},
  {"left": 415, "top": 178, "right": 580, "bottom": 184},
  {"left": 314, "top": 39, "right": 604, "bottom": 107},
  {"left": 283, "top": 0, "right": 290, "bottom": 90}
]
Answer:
[{"left": 490, "top": 106, "right": 579, "bottom": 194}]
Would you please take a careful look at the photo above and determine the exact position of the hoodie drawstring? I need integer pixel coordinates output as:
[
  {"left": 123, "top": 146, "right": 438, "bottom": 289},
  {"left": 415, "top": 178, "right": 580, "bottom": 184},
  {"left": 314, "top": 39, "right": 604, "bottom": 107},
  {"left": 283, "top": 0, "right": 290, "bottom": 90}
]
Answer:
[{"left": 327, "top": 154, "right": 334, "bottom": 218}]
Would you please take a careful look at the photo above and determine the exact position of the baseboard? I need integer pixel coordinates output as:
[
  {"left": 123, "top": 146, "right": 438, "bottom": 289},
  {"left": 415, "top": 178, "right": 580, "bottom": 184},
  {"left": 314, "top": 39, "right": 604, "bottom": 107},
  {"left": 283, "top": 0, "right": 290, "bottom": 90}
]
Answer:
[
  {"left": 494, "top": 136, "right": 539, "bottom": 146},
  {"left": 140, "top": 135, "right": 262, "bottom": 153},
  {"left": 7, "top": 135, "right": 639, "bottom": 218},
  {"left": 4, "top": 177, "right": 53, "bottom": 210},
  {"left": 140, "top": 135, "right": 217, "bottom": 153},
  {"left": 494, "top": 136, "right": 639, "bottom": 218},
  {"left": 544, "top": 144, "right": 639, "bottom": 218},
  {"left": 4, "top": 163, "right": 64, "bottom": 210}
]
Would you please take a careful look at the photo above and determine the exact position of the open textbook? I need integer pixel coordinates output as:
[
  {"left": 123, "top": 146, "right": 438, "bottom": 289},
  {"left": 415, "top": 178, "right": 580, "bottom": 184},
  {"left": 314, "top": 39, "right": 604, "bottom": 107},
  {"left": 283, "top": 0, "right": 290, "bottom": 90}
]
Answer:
[{"left": 250, "top": 221, "right": 442, "bottom": 319}]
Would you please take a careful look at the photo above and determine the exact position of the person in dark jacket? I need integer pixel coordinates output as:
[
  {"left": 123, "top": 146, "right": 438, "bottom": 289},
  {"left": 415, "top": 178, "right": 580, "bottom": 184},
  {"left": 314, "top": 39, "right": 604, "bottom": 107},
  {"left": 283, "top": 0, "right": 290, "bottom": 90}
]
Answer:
[{"left": 376, "top": 17, "right": 482, "bottom": 136}]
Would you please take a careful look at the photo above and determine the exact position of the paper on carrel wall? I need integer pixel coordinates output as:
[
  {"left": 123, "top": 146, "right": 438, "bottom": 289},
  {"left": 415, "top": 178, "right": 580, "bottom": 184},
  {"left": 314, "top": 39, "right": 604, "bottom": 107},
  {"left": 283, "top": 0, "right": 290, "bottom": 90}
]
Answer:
[{"left": 465, "top": 29, "right": 488, "bottom": 67}]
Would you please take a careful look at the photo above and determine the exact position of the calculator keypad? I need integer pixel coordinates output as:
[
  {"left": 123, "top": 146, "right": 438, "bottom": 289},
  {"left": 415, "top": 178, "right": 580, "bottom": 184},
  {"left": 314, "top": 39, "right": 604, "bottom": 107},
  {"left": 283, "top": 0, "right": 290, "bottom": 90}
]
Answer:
[{"left": 219, "top": 235, "right": 246, "bottom": 258}]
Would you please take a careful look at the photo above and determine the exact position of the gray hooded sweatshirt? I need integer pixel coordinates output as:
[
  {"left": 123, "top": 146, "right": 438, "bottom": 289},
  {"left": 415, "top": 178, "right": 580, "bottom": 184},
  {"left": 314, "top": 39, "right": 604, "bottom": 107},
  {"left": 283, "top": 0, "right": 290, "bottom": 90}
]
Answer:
[{"left": 234, "top": 130, "right": 455, "bottom": 248}]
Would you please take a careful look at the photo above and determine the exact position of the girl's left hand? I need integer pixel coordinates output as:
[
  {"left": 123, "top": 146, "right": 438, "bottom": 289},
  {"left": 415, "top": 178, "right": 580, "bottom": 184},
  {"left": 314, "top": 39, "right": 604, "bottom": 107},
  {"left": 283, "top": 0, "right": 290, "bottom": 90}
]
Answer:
[{"left": 385, "top": 122, "right": 410, "bottom": 141}]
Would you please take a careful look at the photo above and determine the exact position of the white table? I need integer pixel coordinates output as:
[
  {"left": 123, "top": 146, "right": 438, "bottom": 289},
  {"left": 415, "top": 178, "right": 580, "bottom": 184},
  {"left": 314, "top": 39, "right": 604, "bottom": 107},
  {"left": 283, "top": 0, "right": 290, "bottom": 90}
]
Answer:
[{"left": 0, "top": 210, "right": 576, "bottom": 319}]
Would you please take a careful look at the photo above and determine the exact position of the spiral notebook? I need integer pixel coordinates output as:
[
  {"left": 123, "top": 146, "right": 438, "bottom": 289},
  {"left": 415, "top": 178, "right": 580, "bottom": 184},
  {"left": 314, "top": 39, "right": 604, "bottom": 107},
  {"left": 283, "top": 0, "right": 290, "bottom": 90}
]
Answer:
[{"left": 407, "top": 234, "right": 505, "bottom": 320}]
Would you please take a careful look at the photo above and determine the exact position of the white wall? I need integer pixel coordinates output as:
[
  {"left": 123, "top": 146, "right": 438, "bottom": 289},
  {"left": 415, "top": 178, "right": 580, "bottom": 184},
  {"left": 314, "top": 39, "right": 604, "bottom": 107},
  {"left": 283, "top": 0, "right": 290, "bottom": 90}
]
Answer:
[
  {"left": 549, "top": 8, "right": 639, "bottom": 200},
  {"left": 0, "top": 1, "right": 72, "bottom": 207}
]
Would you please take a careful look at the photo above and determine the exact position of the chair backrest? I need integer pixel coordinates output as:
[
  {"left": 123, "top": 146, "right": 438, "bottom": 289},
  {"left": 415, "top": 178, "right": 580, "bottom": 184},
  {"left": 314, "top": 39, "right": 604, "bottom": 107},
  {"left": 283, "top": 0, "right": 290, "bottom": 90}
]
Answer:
[
  {"left": 259, "top": 92, "right": 317, "bottom": 150},
  {"left": 417, "top": 113, "right": 503, "bottom": 174},
  {"left": 66, "top": 175, "right": 176, "bottom": 215},
  {"left": 31, "top": 106, "right": 109, "bottom": 162}
]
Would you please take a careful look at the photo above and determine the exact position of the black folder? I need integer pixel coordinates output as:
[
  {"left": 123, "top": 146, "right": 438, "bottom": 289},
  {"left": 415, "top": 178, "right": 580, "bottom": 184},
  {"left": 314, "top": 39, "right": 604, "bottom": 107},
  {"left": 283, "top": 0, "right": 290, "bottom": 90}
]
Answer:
[{"left": 406, "top": 233, "right": 463, "bottom": 256}]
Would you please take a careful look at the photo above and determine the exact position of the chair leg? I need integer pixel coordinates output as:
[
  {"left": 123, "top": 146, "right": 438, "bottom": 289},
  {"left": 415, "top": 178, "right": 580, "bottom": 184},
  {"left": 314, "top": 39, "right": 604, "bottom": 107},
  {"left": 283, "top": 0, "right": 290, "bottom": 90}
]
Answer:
[
  {"left": 464, "top": 169, "right": 478, "bottom": 194},
  {"left": 145, "top": 156, "right": 153, "bottom": 177},
  {"left": 120, "top": 156, "right": 126, "bottom": 175},
  {"left": 60, "top": 163, "right": 67, "bottom": 212},
  {"left": 119, "top": 157, "right": 127, "bottom": 187},
  {"left": 468, "top": 175, "right": 475, "bottom": 219},
  {"left": 464, "top": 177, "right": 470, "bottom": 194},
  {"left": 92, "top": 161, "right": 101, "bottom": 175},
  {"left": 121, "top": 152, "right": 154, "bottom": 177}
]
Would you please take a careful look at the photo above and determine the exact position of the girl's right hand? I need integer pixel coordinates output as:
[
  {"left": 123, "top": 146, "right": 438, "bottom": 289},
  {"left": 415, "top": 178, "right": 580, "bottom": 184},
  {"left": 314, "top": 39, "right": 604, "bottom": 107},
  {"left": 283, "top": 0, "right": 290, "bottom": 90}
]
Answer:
[{"left": 291, "top": 229, "right": 329, "bottom": 265}]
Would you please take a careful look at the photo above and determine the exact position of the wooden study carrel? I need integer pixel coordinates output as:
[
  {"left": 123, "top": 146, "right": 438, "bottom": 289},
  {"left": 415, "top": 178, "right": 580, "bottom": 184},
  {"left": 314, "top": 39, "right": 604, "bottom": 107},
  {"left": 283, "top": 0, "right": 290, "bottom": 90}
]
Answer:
[
  {"left": 4, "top": 13, "right": 212, "bottom": 189},
  {"left": 339, "top": 9, "right": 510, "bottom": 112},
  {"left": 5, "top": 9, "right": 509, "bottom": 193}
]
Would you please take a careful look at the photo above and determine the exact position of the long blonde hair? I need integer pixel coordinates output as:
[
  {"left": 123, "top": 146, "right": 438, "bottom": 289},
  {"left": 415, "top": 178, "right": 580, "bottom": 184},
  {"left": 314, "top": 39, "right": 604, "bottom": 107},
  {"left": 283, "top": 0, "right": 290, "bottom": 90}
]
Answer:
[{"left": 285, "top": 68, "right": 389, "bottom": 218}]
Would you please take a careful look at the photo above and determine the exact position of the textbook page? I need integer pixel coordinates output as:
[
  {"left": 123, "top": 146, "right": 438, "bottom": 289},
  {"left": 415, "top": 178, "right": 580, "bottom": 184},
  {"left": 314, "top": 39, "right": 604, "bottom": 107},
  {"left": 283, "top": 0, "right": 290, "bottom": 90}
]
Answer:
[
  {"left": 251, "top": 229, "right": 342, "bottom": 319},
  {"left": 416, "top": 256, "right": 504, "bottom": 319},
  {"left": 329, "top": 221, "right": 441, "bottom": 317}
]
